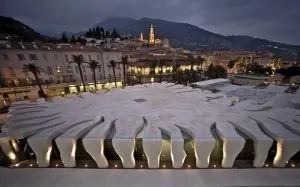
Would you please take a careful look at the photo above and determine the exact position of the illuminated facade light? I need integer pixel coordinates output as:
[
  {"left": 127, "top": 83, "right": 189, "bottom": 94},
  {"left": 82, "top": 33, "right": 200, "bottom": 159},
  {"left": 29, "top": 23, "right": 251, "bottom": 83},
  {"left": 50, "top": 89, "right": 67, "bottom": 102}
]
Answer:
[
  {"left": 187, "top": 164, "right": 191, "bottom": 168},
  {"left": 85, "top": 164, "right": 88, "bottom": 167},
  {"left": 15, "top": 163, "right": 19, "bottom": 167},
  {"left": 11, "top": 140, "right": 19, "bottom": 152},
  {"left": 55, "top": 164, "right": 59, "bottom": 167},
  {"left": 291, "top": 164, "right": 295, "bottom": 167},
  {"left": 163, "top": 165, "right": 166, "bottom": 168},
  {"left": 114, "top": 164, "right": 118, "bottom": 168},
  {"left": 30, "top": 164, "right": 33, "bottom": 167},
  {"left": 213, "top": 164, "right": 216, "bottom": 168},
  {"left": 140, "top": 165, "right": 143, "bottom": 168},
  {"left": 8, "top": 152, "right": 16, "bottom": 160}
]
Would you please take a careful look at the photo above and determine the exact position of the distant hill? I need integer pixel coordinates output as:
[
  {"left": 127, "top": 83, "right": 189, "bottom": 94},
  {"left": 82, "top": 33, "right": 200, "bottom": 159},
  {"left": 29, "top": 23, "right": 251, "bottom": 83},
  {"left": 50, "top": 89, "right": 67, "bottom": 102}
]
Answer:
[
  {"left": 0, "top": 15, "right": 49, "bottom": 41},
  {"left": 1, "top": 15, "right": 299, "bottom": 60},
  {"left": 96, "top": 17, "right": 300, "bottom": 60}
]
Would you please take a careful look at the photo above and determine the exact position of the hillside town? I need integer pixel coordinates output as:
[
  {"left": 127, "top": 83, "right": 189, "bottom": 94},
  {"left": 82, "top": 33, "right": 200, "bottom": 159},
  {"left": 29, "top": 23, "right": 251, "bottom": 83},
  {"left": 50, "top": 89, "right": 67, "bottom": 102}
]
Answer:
[{"left": 0, "top": 24, "right": 299, "bottom": 106}]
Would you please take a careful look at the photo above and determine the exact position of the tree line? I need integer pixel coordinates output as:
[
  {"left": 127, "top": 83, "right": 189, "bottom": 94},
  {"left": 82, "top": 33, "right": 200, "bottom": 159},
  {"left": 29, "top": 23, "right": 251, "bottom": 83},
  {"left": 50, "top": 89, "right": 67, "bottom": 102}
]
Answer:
[{"left": 60, "top": 26, "right": 121, "bottom": 44}]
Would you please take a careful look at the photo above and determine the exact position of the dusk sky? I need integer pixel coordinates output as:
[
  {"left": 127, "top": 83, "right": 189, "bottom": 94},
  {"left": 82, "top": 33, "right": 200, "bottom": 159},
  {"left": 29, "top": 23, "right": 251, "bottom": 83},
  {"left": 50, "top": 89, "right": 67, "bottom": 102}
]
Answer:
[{"left": 1, "top": 0, "right": 300, "bottom": 45}]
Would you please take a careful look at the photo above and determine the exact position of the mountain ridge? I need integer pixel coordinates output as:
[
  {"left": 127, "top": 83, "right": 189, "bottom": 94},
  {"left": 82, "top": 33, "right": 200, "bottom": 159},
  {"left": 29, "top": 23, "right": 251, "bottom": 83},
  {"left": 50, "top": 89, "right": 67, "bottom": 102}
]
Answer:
[
  {"left": 95, "top": 17, "right": 300, "bottom": 59},
  {"left": 1, "top": 15, "right": 299, "bottom": 60},
  {"left": 0, "top": 15, "right": 50, "bottom": 41}
]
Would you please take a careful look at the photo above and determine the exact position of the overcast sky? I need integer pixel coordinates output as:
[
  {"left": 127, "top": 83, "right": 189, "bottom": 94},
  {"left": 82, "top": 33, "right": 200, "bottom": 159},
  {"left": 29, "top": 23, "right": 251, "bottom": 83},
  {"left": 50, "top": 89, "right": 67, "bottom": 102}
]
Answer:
[{"left": 1, "top": 0, "right": 300, "bottom": 45}]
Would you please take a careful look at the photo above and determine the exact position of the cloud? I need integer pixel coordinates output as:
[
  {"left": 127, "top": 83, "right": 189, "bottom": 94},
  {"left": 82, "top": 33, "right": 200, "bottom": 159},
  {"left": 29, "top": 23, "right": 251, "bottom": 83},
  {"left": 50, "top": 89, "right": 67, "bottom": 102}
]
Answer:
[{"left": 1, "top": 0, "right": 300, "bottom": 44}]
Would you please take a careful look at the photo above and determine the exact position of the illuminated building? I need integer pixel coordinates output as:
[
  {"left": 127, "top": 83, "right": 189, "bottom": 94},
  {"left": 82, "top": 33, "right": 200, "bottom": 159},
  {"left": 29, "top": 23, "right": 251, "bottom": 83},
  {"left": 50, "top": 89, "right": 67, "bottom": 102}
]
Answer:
[{"left": 149, "top": 24, "right": 155, "bottom": 44}]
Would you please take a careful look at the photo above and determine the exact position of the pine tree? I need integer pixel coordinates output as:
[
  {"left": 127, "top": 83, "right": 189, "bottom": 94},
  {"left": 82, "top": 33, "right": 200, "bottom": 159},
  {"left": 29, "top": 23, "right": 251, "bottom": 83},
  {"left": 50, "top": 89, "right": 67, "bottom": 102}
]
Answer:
[
  {"left": 61, "top": 32, "right": 69, "bottom": 43},
  {"left": 111, "top": 28, "right": 120, "bottom": 38},
  {"left": 70, "top": 35, "right": 76, "bottom": 43},
  {"left": 105, "top": 31, "right": 110, "bottom": 38}
]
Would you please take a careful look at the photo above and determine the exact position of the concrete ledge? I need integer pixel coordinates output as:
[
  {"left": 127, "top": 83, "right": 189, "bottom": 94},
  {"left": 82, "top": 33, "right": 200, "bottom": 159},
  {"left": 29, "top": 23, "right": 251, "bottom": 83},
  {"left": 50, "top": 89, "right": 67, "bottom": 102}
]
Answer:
[{"left": 1, "top": 168, "right": 300, "bottom": 187}]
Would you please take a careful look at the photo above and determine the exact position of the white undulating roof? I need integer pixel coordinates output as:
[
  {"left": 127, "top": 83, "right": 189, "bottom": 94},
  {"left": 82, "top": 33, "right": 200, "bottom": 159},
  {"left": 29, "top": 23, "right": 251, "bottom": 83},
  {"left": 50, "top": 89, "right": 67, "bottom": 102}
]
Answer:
[{"left": 1, "top": 81, "right": 300, "bottom": 169}]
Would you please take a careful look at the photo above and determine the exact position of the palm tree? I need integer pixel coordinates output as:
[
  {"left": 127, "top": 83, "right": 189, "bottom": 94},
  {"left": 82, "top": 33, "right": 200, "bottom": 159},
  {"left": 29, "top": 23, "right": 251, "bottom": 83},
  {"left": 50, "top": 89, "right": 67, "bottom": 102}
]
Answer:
[
  {"left": 227, "top": 60, "right": 236, "bottom": 69},
  {"left": 119, "top": 55, "right": 128, "bottom": 86},
  {"left": 158, "top": 60, "right": 166, "bottom": 83},
  {"left": 23, "top": 63, "right": 46, "bottom": 98},
  {"left": 108, "top": 60, "right": 119, "bottom": 88},
  {"left": 242, "top": 57, "right": 250, "bottom": 73},
  {"left": 88, "top": 60, "right": 101, "bottom": 90},
  {"left": 150, "top": 60, "right": 158, "bottom": 82},
  {"left": 70, "top": 55, "right": 87, "bottom": 92},
  {"left": 197, "top": 56, "right": 205, "bottom": 77},
  {"left": 188, "top": 54, "right": 196, "bottom": 71},
  {"left": 172, "top": 63, "right": 181, "bottom": 83}
]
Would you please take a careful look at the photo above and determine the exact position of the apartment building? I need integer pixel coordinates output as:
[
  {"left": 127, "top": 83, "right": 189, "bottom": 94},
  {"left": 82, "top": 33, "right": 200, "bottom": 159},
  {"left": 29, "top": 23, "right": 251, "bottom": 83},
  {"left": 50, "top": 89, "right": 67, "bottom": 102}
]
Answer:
[{"left": 0, "top": 42, "right": 123, "bottom": 87}]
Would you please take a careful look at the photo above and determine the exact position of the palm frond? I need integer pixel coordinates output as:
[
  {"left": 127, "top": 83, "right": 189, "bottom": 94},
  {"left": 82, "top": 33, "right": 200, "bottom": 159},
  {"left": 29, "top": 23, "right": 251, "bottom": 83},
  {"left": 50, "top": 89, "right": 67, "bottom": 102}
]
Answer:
[
  {"left": 88, "top": 60, "right": 100, "bottom": 70},
  {"left": 108, "top": 60, "right": 119, "bottom": 68},
  {"left": 70, "top": 54, "right": 84, "bottom": 65},
  {"left": 120, "top": 55, "right": 128, "bottom": 65},
  {"left": 23, "top": 63, "right": 42, "bottom": 74}
]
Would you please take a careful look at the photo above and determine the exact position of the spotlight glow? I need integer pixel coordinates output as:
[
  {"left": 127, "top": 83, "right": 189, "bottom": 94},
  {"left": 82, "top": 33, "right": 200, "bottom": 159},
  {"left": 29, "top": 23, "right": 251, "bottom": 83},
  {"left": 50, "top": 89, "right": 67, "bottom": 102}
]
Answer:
[
  {"left": 114, "top": 164, "right": 118, "bottom": 168},
  {"left": 163, "top": 165, "right": 166, "bottom": 168},
  {"left": 187, "top": 165, "right": 191, "bottom": 168},
  {"left": 30, "top": 164, "right": 33, "bottom": 167},
  {"left": 85, "top": 164, "right": 88, "bottom": 167},
  {"left": 8, "top": 152, "right": 16, "bottom": 160},
  {"left": 213, "top": 164, "right": 216, "bottom": 168}
]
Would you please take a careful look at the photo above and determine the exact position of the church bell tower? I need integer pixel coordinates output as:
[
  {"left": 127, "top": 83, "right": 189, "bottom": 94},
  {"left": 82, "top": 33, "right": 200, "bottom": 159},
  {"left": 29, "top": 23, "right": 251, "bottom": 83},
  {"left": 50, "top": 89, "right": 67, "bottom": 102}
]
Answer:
[{"left": 149, "top": 24, "right": 155, "bottom": 44}]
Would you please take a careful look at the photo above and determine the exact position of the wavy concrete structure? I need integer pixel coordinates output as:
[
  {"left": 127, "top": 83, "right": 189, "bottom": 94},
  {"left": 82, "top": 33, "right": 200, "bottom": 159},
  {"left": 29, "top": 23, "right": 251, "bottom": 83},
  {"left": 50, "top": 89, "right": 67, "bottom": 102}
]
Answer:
[
  {"left": 1, "top": 82, "right": 300, "bottom": 169},
  {"left": 27, "top": 118, "right": 91, "bottom": 167},
  {"left": 0, "top": 133, "right": 18, "bottom": 163},
  {"left": 227, "top": 116, "right": 273, "bottom": 167},
  {"left": 142, "top": 119, "right": 162, "bottom": 168},
  {"left": 249, "top": 115, "right": 300, "bottom": 167},
  {"left": 159, "top": 123, "right": 186, "bottom": 168},
  {"left": 55, "top": 115, "right": 103, "bottom": 167},
  {"left": 215, "top": 119, "right": 245, "bottom": 168},
  {"left": 268, "top": 109, "right": 300, "bottom": 136},
  {"left": 82, "top": 119, "right": 114, "bottom": 168},
  {"left": 112, "top": 116, "right": 145, "bottom": 168},
  {"left": 175, "top": 118, "right": 215, "bottom": 168},
  {"left": 0, "top": 118, "right": 64, "bottom": 163}
]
